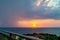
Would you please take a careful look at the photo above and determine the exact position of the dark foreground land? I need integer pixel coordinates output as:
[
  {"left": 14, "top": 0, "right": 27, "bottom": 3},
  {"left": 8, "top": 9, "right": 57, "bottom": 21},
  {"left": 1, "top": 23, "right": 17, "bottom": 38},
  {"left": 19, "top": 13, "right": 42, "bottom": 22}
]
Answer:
[
  {"left": 0, "top": 32, "right": 60, "bottom": 40},
  {"left": 23, "top": 33, "right": 60, "bottom": 40}
]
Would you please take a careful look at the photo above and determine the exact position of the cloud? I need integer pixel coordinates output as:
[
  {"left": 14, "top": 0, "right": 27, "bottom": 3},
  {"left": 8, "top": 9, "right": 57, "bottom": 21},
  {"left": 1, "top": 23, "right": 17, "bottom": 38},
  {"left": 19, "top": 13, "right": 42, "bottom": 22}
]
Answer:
[
  {"left": 35, "top": 0, "right": 42, "bottom": 7},
  {"left": 27, "top": 0, "right": 60, "bottom": 19},
  {"left": 0, "top": 0, "right": 60, "bottom": 27},
  {"left": 0, "top": 20, "right": 2, "bottom": 26}
]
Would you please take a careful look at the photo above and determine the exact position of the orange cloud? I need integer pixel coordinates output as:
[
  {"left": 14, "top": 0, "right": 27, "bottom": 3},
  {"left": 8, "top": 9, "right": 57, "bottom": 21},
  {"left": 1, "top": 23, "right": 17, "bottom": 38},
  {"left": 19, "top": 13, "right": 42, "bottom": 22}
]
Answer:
[{"left": 15, "top": 19, "right": 60, "bottom": 28}]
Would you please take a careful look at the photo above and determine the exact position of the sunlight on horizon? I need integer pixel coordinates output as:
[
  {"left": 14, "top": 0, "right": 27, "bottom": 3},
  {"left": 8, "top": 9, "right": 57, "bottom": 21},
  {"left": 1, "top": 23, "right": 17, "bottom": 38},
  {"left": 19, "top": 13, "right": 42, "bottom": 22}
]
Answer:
[
  {"left": 30, "top": 21, "right": 38, "bottom": 28},
  {"left": 17, "top": 20, "right": 38, "bottom": 28},
  {"left": 15, "top": 19, "right": 60, "bottom": 28}
]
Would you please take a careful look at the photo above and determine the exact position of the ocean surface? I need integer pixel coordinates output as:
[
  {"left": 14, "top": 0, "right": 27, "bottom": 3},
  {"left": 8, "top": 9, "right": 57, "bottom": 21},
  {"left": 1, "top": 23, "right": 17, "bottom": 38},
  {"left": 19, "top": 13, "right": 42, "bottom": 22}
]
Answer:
[{"left": 0, "top": 27, "right": 60, "bottom": 36}]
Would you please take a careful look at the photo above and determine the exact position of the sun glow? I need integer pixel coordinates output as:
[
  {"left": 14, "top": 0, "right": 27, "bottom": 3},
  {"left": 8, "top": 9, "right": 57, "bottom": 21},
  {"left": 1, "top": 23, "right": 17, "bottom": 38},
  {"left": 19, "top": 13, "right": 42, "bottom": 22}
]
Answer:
[
  {"left": 16, "top": 19, "right": 60, "bottom": 28},
  {"left": 30, "top": 21, "right": 38, "bottom": 28},
  {"left": 32, "top": 24, "right": 36, "bottom": 28},
  {"left": 17, "top": 20, "right": 38, "bottom": 28}
]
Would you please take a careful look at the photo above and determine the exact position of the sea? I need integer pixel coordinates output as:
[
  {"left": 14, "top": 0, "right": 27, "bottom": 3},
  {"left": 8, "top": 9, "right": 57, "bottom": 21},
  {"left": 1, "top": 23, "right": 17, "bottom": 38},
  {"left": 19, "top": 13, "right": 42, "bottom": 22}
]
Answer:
[{"left": 0, "top": 27, "right": 60, "bottom": 36}]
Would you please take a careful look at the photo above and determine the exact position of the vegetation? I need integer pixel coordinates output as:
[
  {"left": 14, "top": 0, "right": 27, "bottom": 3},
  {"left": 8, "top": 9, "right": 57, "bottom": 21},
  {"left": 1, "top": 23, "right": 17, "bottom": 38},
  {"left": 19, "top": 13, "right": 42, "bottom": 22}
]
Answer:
[
  {"left": 0, "top": 32, "right": 60, "bottom": 40},
  {"left": 2, "top": 37, "right": 8, "bottom": 40},
  {"left": 18, "top": 37, "right": 26, "bottom": 40},
  {"left": 23, "top": 33, "right": 60, "bottom": 40}
]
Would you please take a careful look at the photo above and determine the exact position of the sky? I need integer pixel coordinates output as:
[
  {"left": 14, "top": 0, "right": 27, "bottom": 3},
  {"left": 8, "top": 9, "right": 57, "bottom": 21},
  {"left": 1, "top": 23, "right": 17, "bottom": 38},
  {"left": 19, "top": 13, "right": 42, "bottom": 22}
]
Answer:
[{"left": 0, "top": 0, "right": 60, "bottom": 28}]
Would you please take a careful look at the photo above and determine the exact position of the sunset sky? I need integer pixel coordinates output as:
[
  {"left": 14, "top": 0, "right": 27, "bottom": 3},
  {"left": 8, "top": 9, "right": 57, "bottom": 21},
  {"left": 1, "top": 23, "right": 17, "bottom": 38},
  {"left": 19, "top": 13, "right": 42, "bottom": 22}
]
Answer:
[{"left": 0, "top": 0, "right": 60, "bottom": 28}]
